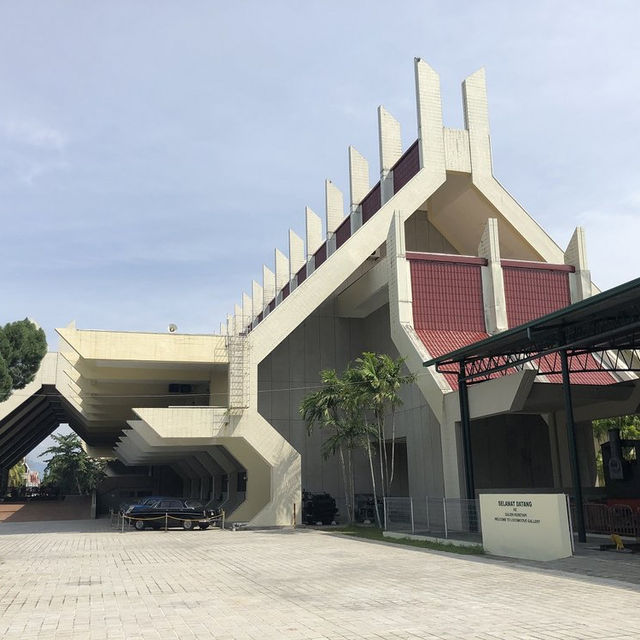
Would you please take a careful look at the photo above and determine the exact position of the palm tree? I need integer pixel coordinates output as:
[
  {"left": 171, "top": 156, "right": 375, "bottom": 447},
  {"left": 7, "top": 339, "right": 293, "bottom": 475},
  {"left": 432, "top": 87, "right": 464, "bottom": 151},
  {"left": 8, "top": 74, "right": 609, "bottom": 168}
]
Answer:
[
  {"left": 349, "top": 353, "right": 415, "bottom": 496},
  {"left": 300, "top": 369, "right": 355, "bottom": 522}
]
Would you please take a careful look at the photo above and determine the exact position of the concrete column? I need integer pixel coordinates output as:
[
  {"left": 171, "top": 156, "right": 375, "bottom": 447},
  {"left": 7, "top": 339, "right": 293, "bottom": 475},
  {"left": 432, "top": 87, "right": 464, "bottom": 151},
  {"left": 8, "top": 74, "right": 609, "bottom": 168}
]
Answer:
[
  {"left": 252, "top": 280, "right": 263, "bottom": 320},
  {"left": 349, "top": 144, "right": 369, "bottom": 216},
  {"left": 325, "top": 180, "right": 344, "bottom": 235},
  {"left": 226, "top": 314, "right": 233, "bottom": 337},
  {"left": 262, "top": 266, "right": 276, "bottom": 312},
  {"left": 462, "top": 67, "right": 493, "bottom": 179},
  {"left": 219, "top": 322, "right": 227, "bottom": 336},
  {"left": 478, "top": 218, "right": 508, "bottom": 333},
  {"left": 305, "top": 206, "right": 323, "bottom": 275},
  {"left": 414, "top": 58, "right": 445, "bottom": 174},
  {"left": 275, "top": 248, "right": 289, "bottom": 297},
  {"left": 288, "top": 229, "right": 305, "bottom": 288},
  {"left": 242, "top": 292, "right": 252, "bottom": 329},
  {"left": 378, "top": 106, "right": 402, "bottom": 204},
  {"left": 234, "top": 304, "right": 243, "bottom": 335},
  {"left": 564, "top": 227, "right": 592, "bottom": 302}
]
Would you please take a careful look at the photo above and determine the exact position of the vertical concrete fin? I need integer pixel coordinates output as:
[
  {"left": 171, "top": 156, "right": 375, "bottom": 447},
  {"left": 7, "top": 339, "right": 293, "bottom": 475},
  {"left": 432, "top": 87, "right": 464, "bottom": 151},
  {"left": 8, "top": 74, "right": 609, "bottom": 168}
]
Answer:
[
  {"left": 349, "top": 145, "right": 370, "bottom": 210},
  {"left": 478, "top": 218, "right": 508, "bottom": 333},
  {"left": 226, "top": 314, "right": 234, "bottom": 336},
  {"left": 325, "top": 180, "right": 344, "bottom": 234},
  {"left": 565, "top": 226, "right": 592, "bottom": 302},
  {"left": 219, "top": 322, "right": 227, "bottom": 336},
  {"left": 305, "top": 206, "right": 323, "bottom": 256},
  {"left": 275, "top": 248, "right": 290, "bottom": 292},
  {"left": 288, "top": 229, "right": 305, "bottom": 280},
  {"left": 388, "top": 210, "right": 413, "bottom": 326},
  {"left": 414, "top": 58, "right": 445, "bottom": 174},
  {"left": 233, "top": 304, "right": 243, "bottom": 334},
  {"left": 252, "top": 280, "right": 263, "bottom": 320},
  {"left": 378, "top": 106, "right": 402, "bottom": 204},
  {"left": 262, "top": 265, "right": 275, "bottom": 309},
  {"left": 462, "top": 67, "right": 493, "bottom": 178},
  {"left": 242, "top": 292, "right": 252, "bottom": 327}
]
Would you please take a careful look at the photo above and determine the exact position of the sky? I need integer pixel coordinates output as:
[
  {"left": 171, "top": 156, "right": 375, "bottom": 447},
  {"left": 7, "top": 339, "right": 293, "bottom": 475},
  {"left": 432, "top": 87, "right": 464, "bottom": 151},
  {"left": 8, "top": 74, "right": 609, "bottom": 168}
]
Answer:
[{"left": 2, "top": 2, "right": 640, "bottom": 461}]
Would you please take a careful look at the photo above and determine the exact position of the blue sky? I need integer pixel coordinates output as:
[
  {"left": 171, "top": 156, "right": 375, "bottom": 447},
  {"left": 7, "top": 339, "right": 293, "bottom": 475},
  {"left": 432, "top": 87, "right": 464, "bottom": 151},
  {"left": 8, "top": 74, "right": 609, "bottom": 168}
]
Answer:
[{"left": 2, "top": 2, "right": 640, "bottom": 350}]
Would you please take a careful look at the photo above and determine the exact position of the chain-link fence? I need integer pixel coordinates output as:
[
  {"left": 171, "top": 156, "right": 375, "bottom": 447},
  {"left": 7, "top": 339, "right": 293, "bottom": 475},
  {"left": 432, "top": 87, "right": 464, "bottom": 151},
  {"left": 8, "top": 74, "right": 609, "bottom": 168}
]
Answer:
[{"left": 384, "top": 497, "right": 482, "bottom": 543}]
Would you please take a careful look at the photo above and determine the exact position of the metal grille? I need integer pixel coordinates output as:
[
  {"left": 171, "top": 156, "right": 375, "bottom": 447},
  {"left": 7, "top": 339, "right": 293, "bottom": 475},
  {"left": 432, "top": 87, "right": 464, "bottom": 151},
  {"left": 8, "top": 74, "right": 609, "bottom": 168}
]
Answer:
[
  {"left": 384, "top": 497, "right": 482, "bottom": 543},
  {"left": 227, "top": 335, "right": 249, "bottom": 412}
]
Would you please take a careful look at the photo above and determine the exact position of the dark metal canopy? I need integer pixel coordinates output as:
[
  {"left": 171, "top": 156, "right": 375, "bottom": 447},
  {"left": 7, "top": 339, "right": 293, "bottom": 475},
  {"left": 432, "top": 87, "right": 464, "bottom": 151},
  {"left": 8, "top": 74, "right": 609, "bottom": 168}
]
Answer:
[
  {"left": 425, "top": 276, "right": 640, "bottom": 383},
  {"left": 422, "top": 276, "right": 640, "bottom": 544}
]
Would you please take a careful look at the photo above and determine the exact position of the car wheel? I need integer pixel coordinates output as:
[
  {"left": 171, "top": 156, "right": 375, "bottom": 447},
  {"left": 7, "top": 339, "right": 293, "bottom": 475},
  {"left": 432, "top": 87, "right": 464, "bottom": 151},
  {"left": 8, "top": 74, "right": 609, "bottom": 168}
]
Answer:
[
  {"left": 182, "top": 519, "right": 194, "bottom": 530},
  {"left": 199, "top": 523, "right": 209, "bottom": 530},
  {"left": 134, "top": 520, "right": 145, "bottom": 531}
]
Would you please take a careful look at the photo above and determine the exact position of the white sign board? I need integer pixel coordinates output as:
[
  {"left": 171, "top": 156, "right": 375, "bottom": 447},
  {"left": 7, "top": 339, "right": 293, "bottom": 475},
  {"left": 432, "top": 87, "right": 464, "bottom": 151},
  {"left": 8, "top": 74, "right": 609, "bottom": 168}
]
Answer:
[{"left": 479, "top": 493, "right": 572, "bottom": 561}]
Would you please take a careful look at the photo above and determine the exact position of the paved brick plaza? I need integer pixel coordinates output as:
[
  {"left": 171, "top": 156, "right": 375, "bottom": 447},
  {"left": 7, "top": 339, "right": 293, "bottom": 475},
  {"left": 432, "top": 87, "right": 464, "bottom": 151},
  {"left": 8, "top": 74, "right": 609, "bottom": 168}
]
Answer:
[{"left": 1, "top": 520, "right": 639, "bottom": 640}]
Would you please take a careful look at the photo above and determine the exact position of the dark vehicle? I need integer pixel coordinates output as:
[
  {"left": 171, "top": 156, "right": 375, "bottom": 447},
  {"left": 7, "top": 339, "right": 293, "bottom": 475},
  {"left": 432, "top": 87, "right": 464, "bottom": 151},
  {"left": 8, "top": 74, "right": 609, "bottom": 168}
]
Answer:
[
  {"left": 118, "top": 496, "right": 170, "bottom": 515},
  {"left": 302, "top": 491, "right": 338, "bottom": 525},
  {"left": 125, "top": 498, "right": 217, "bottom": 530}
]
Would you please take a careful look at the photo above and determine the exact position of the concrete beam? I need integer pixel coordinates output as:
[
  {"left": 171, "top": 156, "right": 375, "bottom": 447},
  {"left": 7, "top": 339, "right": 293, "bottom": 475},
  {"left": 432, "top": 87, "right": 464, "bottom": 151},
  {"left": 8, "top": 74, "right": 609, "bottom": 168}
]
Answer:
[
  {"left": 325, "top": 180, "right": 344, "bottom": 235},
  {"left": 349, "top": 146, "right": 370, "bottom": 210},
  {"left": 378, "top": 106, "right": 402, "bottom": 203},
  {"left": 462, "top": 67, "right": 492, "bottom": 178},
  {"left": 288, "top": 229, "right": 305, "bottom": 283},
  {"left": 478, "top": 218, "right": 508, "bottom": 333},
  {"left": 414, "top": 58, "right": 445, "bottom": 175},
  {"left": 565, "top": 227, "right": 592, "bottom": 302}
]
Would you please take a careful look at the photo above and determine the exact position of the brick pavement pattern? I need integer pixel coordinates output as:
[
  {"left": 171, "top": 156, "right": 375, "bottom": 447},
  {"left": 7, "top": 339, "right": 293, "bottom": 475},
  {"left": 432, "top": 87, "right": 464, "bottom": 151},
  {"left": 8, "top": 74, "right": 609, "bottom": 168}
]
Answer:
[{"left": 1, "top": 520, "right": 639, "bottom": 640}]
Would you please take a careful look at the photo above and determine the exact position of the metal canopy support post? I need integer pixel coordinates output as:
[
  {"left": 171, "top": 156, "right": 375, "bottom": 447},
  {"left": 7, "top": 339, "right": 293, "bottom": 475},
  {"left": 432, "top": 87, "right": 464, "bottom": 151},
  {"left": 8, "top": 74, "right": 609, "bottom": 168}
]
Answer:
[
  {"left": 560, "top": 348, "right": 586, "bottom": 543},
  {"left": 458, "top": 363, "right": 475, "bottom": 500}
]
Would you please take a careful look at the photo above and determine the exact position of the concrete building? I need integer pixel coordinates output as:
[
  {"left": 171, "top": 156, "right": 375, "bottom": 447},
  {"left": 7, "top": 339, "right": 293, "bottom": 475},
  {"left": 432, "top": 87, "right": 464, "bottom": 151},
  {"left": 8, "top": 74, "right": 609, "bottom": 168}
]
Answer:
[{"left": 1, "top": 59, "right": 636, "bottom": 525}]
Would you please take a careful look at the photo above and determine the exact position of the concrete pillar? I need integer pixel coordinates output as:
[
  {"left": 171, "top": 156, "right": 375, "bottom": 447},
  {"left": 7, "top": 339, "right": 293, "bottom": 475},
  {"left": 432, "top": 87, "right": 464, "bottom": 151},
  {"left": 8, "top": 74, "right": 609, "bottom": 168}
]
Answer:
[
  {"left": 564, "top": 227, "right": 592, "bottom": 302},
  {"left": 305, "top": 206, "right": 323, "bottom": 274},
  {"left": 478, "top": 218, "right": 508, "bottom": 333},
  {"left": 252, "top": 280, "right": 263, "bottom": 320},
  {"left": 226, "top": 314, "right": 233, "bottom": 337},
  {"left": 234, "top": 304, "right": 243, "bottom": 335},
  {"left": 414, "top": 58, "right": 445, "bottom": 174},
  {"left": 349, "top": 145, "right": 369, "bottom": 209},
  {"left": 288, "top": 229, "right": 305, "bottom": 288},
  {"left": 262, "top": 266, "right": 276, "bottom": 313},
  {"left": 275, "top": 248, "right": 289, "bottom": 297},
  {"left": 325, "top": 180, "right": 344, "bottom": 235},
  {"left": 378, "top": 106, "right": 402, "bottom": 204},
  {"left": 462, "top": 67, "right": 493, "bottom": 179},
  {"left": 242, "top": 292, "right": 252, "bottom": 329}
]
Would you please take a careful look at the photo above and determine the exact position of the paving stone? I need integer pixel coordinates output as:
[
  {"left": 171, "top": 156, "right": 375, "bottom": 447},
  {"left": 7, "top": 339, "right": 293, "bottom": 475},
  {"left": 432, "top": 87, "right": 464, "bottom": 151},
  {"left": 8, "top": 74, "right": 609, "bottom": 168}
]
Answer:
[{"left": 1, "top": 520, "right": 640, "bottom": 639}]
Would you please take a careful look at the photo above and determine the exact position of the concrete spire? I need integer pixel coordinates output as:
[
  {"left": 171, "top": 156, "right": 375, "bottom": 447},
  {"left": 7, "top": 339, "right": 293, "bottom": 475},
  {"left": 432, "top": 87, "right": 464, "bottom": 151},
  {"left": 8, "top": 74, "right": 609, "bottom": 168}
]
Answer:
[
  {"left": 252, "top": 280, "right": 263, "bottom": 319},
  {"left": 462, "top": 67, "right": 492, "bottom": 177},
  {"left": 289, "top": 229, "right": 305, "bottom": 283},
  {"left": 565, "top": 227, "right": 592, "bottom": 302},
  {"left": 349, "top": 146, "right": 370, "bottom": 211},
  {"left": 275, "top": 248, "right": 289, "bottom": 293},
  {"left": 305, "top": 206, "right": 323, "bottom": 256},
  {"left": 414, "top": 58, "right": 445, "bottom": 175},
  {"left": 378, "top": 106, "right": 402, "bottom": 203},
  {"left": 233, "top": 304, "right": 243, "bottom": 334},
  {"left": 325, "top": 180, "right": 344, "bottom": 235},
  {"left": 262, "top": 265, "right": 275, "bottom": 310}
]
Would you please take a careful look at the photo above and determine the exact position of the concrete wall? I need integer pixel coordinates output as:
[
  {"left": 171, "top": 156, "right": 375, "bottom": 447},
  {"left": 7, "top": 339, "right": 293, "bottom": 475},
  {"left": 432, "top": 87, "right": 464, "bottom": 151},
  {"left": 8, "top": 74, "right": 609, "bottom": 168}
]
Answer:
[
  {"left": 404, "top": 210, "right": 457, "bottom": 254},
  {"left": 257, "top": 301, "right": 445, "bottom": 500}
]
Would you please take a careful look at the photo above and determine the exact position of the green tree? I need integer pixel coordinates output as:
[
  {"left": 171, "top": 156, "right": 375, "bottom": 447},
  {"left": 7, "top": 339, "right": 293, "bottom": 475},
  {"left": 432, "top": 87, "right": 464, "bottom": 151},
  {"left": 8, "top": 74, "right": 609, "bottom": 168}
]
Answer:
[
  {"left": 348, "top": 353, "right": 415, "bottom": 496},
  {"left": 8, "top": 459, "right": 26, "bottom": 488},
  {"left": 301, "top": 369, "right": 358, "bottom": 522},
  {"left": 42, "top": 433, "right": 106, "bottom": 495},
  {"left": 0, "top": 319, "right": 47, "bottom": 401}
]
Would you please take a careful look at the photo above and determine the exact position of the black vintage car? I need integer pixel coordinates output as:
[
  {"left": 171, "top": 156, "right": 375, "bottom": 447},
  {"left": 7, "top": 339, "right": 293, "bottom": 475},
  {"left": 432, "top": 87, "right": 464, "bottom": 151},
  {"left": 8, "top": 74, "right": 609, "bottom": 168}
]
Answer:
[{"left": 125, "top": 498, "right": 217, "bottom": 530}]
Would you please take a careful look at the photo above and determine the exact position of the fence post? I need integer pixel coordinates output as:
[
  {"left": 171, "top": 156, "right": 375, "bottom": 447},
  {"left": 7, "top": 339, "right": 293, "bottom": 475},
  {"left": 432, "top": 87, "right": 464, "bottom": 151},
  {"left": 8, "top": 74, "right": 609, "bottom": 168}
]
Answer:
[
  {"left": 425, "top": 497, "right": 430, "bottom": 531},
  {"left": 383, "top": 498, "right": 388, "bottom": 531},
  {"left": 410, "top": 498, "right": 415, "bottom": 534},
  {"left": 443, "top": 498, "right": 448, "bottom": 539},
  {"left": 165, "top": 512, "right": 168, "bottom": 532},
  {"left": 121, "top": 515, "right": 125, "bottom": 534},
  {"left": 222, "top": 510, "right": 225, "bottom": 530}
]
